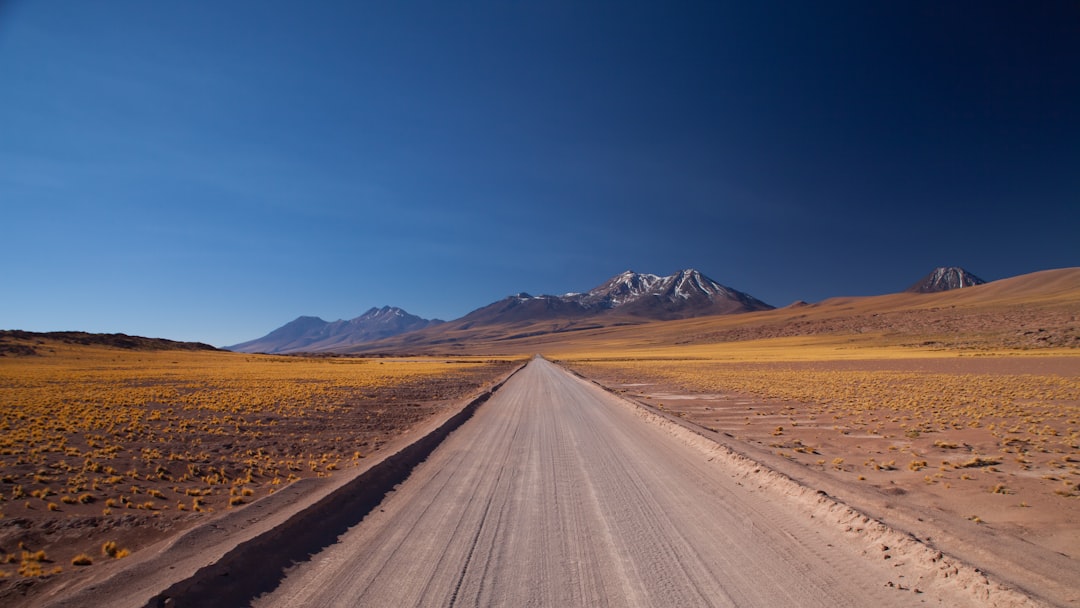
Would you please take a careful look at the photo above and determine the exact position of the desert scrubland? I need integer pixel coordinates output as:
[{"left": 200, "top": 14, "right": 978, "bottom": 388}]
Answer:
[
  {"left": 256, "top": 357, "right": 1013, "bottom": 608},
  {"left": 552, "top": 335, "right": 1078, "bottom": 604},
  {"left": 532, "top": 270, "right": 1080, "bottom": 603},
  {"left": 560, "top": 338, "right": 1079, "bottom": 549},
  {"left": 2, "top": 269, "right": 1077, "bottom": 605},
  {"left": 0, "top": 333, "right": 520, "bottom": 599}
]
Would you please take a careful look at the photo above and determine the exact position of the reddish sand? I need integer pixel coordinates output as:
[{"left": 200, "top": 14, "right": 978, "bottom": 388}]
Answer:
[{"left": 566, "top": 356, "right": 1079, "bottom": 604}]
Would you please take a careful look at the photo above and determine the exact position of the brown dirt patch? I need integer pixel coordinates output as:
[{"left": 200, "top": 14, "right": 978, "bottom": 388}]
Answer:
[{"left": 565, "top": 356, "right": 1080, "bottom": 559}]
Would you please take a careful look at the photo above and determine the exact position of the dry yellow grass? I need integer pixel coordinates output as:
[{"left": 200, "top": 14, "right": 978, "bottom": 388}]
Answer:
[
  {"left": 566, "top": 357, "right": 1078, "bottom": 438},
  {"left": 560, "top": 338, "right": 1079, "bottom": 454},
  {"left": 0, "top": 339, "right": 521, "bottom": 586},
  {"left": 558, "top": 337, "right": 1080, "bottom": 556},
  {"left": 552, "top": 331, "right": 1079, "bottom": 362},
  {"left": 0, "top": 344, "right": 517, "bottom": 492}
]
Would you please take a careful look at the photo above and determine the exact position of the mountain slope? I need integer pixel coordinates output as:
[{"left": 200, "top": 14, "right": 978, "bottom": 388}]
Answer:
[
  {"left": 455, "top": 269, "right": 772, "bottom": 328},
  {"left": 341, "top": 269, "right": 773, "bottom": 353},
  {"left": 597, "top": 269, "right": 773, "bottom": 319},
  {"left": 301, "top": 307, "right": 444, "bottom": 351},
  {"left": 907, "top": 267, "right": 986, "bottom": 293},
  {"left": 0, "top": 330, "right": 218, "bottom": 355},
  {"left": 227, "top": 316, "right": 330, "bottom": 353},
  {"left": 366, "top": 267, "right": 1080, "bottom": 356},
  {"left": 227, "top": 307, "right": 442, "bottom": 354}
]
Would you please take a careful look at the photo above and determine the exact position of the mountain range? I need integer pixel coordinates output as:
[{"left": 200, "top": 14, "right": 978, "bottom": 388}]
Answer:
[
  {"left": 456, "top": 269, "right": 772, "bottom": 326},
  {"left": 228, "top": 266, "right": 988, "bottom": 354},
  {"left": 227, "top": 306, "right": 443, "bottom": 354},
  {"left": 227, "top": 269, "right": 768, "bottom": 354}
]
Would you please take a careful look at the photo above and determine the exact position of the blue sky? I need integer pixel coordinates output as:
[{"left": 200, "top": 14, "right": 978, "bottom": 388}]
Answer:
[{"left": 2, "top": 2, "right": 1077, "bottom": 346}]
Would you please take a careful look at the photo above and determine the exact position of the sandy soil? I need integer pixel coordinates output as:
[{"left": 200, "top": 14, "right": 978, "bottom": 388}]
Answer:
[
  {"left": 565, "top": 356, "right": 1079, "bottom": 605},
  {"left": 16, "top": 357, "right": 1060, "bottom": 607},
  {"left": 254, "top": 359, "right": 1030, "bottom": 608}
]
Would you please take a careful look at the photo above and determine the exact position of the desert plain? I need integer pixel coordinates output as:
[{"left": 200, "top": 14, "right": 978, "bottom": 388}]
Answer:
[
  {"left": 0, "top": 333, "right": 522, "bottom": 604},
  {"left": 0, "top": 268, "right": 1078, "bottom": 607}
]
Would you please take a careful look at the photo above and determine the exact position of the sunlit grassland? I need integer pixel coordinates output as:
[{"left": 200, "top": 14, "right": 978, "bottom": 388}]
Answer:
[
  {"left": 567, "top": 356, "right": 1080, "bottom": 442},
  {"left": 0, "top": 342, "right": 520, "bottom": 580},
  {"left": 557, "top": 336, "right": 1080, "bottom": 501},
  {"left": 550, "top": 332, "right": 1080, "bottom": 362},
  {"left": 0, "top": 345, "right": 518, "bottom": 490}
]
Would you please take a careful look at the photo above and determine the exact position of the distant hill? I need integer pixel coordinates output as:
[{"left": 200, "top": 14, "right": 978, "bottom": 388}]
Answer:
[
  {"left": 226, "top": 306, "right": 443, "bottom": 354},
  {"left": 377, "top": 267, "right": 1079, "bottom": 356},
  {"left": 10, "top": 266, "right": 1077, "bottom": 357},
  {"left": 455, "top": 269, "right": 772, "bottom": 327},
  {"left": 907, "top": 267, "right": 986, "bottom": 293},
  {"left": 231, "top": 269, "right": 771, "bottom": 354},
  {"left": 0, "top": 330, "right": 218, "bottom": 356},
  {"left": 343, "top": 269, "right": 773, "bottom": 353}
]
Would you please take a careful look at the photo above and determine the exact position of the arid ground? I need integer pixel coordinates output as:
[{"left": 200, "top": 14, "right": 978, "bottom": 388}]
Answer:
[
  {"left": 253, "top": 358, "right": 1016, "bottom": 608},
  {"left": 0, "top": 332, "right": 521, "bottom": 604},
  {"left": 562, "top": 352, "right": 1079, "bottom": 565},
  {"left": 2, "top": 269, "right": 1077, "bottom": 606}
]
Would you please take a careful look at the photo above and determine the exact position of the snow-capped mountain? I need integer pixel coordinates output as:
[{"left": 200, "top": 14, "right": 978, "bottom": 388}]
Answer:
[
  {"left": 580, "top": 269, "right": 772, "bottom": 316},
  {"left": 579, "top": 270, "right": 669, "bottom": 307},
  {"left": 454, "top": 269, "right": 772, "bottom": 326},
  {"left": 229, "top": 270, "right": 770, "bottom": 353},
  {"left": 906, "top": 267, "right": 986, "bottom": 293},
  {"left": 226, "top": 306, "right": 443, "bottom": 353}
]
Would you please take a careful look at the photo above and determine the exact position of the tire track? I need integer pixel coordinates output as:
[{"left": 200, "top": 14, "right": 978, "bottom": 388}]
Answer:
[{"left": 256, "top": 357, "right": 1016, "bottom": 608}]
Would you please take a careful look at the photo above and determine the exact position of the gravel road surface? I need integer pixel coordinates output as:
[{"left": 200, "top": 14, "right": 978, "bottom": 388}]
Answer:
[{"left": 255, "top": 357, "right": 977, "bottom": 607}]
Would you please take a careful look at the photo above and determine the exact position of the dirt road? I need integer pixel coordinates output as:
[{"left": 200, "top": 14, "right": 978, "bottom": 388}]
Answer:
[{"left": 254, "top": 357, "right": 1008, "bottom": 607}]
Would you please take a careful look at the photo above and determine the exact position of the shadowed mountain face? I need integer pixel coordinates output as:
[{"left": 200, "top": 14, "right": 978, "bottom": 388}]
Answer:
[
  {"left": 454, "top": 269, "right": 773, "bottom": 327},
  {"left": 227, "top": 269, "right": 772, "bottom": 354},
  {"left": 386, "top": 267, "right": 1080, "bottom": 355},
  {"left": 907, "top": 267, "right": 986, "bottom": 293},
  {"left": 0, "top": 330, "right": 218, "bottom": 355},
  {"left": 226, "top": 307, "right": 443, "bottom": 354}
]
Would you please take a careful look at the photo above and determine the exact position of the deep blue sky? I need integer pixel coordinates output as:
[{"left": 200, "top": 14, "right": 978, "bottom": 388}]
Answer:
[{"left": 2, "top": 2, "right": 1077, "bottom": 346}]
